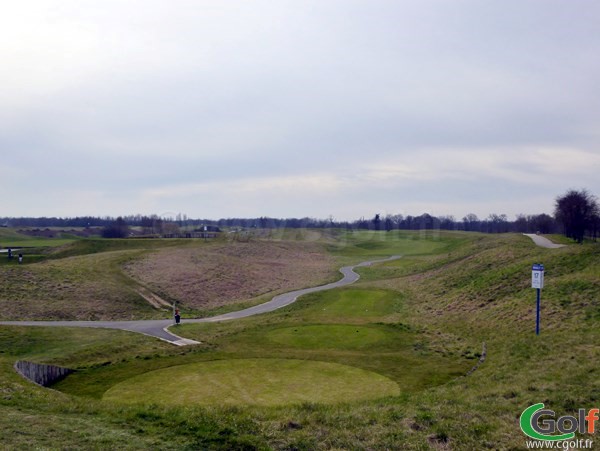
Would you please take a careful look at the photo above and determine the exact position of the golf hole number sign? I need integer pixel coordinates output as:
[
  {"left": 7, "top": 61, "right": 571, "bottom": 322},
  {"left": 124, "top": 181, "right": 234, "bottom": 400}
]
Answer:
[
  {"left": 532, "top": 264, "right": 544, "bottom": 335},
  {"left": 531, "top": 264, "right": 544, "bottom": 289}
]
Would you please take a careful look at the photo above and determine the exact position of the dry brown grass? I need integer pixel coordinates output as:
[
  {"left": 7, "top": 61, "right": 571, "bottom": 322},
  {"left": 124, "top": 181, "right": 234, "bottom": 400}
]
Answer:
[
  {"left": 0, "top": 251, "right": 148, "bottom": 320},
  {"left": 0, "top": 240, "right": 337, "bottom": 320},
  {"left": 124, "top": 240, "right": 338, "bottom": 311}
]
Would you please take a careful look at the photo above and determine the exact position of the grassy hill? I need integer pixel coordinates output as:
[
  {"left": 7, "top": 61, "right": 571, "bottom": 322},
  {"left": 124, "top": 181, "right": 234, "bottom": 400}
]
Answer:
[
  {"left": 0, "top": 230, "right": 339, "bottom": 320},
  {"left": 0, "top": 230, "right": 598, "bottom": 449}
]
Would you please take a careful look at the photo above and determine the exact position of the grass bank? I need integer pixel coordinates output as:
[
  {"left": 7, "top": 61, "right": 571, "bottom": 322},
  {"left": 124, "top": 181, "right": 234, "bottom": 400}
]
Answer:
[{"left": 0, "top": 230, "right": 597, "bottom": 449}]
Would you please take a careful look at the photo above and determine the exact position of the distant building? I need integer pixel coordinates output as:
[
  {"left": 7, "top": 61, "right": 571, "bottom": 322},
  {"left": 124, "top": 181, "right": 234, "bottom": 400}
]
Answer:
[{"left": 194, "top": 225, "right": 221, "bottom": 233}]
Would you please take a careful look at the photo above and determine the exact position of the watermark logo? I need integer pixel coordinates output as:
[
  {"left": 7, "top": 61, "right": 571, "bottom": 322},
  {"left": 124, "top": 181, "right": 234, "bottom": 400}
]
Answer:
[{"left": 520, "top": 403, "right": 597, "bottom": 448}]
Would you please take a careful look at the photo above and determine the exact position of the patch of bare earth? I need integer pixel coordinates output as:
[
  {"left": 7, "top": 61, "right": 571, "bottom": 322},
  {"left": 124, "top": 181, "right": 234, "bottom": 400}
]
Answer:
[{"left": 124, "top": 241, "right": 337, "bottom": 311}]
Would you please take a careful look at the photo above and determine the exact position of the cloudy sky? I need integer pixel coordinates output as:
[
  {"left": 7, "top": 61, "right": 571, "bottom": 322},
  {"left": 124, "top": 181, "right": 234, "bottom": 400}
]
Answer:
[{"left": 2, "top": 1, "right": 599, "bottom": 221}]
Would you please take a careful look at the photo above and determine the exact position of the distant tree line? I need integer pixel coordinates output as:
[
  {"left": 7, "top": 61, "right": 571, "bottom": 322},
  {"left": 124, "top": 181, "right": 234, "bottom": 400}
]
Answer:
[
  {"left": 354, "top": 212, "right": 560, "bottom": 234},
  {"left": 0, "top": 212, "right": 561, "bottom": 234},
  {"left": 0, "top": 215, "right": 343, "bottom": 231},
  {"left": 2, "top": 189, "right": 597, "bottom": 242},
  {"left": 0, "top": 216, "right": 115, "bottom": 228},
  {"left": 0, "top": 214, "right": 196, "bottom": 229}
]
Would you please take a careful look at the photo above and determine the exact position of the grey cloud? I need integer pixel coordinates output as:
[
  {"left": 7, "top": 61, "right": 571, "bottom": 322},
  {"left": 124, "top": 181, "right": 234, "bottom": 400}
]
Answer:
[{"left": 1, "top": 1, "right": 599, "bottom": 218}]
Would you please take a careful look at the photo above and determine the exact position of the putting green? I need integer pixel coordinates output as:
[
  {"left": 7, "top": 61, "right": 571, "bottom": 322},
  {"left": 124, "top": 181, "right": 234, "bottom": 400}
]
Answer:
[
  {"left": 266, "top": 325, "right": 389, "bottom": 350},
  {"left": 103, "top": 358, "right": 400, "bottom": 407}
]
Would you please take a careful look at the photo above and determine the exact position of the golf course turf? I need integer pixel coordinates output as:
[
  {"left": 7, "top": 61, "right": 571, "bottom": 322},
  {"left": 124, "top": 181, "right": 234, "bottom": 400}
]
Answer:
[
  {"left": 265, "top": 325, "right": 389, "bottom": 350},
  {"left": 1, "top": 228, "right": 597, "bottom": 449},
  {"left": 103, "top": 358, "right": 401, "bottom": 407}
]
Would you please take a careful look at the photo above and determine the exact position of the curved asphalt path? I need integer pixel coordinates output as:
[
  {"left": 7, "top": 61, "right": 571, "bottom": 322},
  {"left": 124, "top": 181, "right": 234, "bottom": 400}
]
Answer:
[
  {"left": 0, "top": 255, "right": 402, "bottom": 346},
  {"left": 523, "top": 233, "right": 566, "bottom": 249}
]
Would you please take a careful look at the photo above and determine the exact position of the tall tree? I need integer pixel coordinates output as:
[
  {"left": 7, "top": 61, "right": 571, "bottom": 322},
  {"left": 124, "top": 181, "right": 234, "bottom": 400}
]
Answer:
[
  {"left": 529, "top": 213, "right": 557, "bottom": 234},
  {"left": 462, "top": 213, "right": 480, "bottom": 232},
  {"left": 372, "top": 214, "right": 382, "bottom": 230},
  {"left": 101, "top": 217, "right": 130, "bottom": 238},
  {"left": 554, "top": 189, "right": 599, "bottom": 243}
]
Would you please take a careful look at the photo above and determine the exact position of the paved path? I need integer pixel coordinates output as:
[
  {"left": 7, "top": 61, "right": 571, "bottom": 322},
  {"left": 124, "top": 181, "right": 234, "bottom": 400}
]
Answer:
[
  {"left": 0, "top": 256, "right": 402, "bottom": 346},
  {"left": 523, "top": 234, "right": 566, "bottom": 249}
]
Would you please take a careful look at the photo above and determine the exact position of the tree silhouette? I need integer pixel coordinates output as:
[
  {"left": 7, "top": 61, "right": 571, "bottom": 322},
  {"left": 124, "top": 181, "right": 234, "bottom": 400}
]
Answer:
[
  {"left": 554, "top": 189, "right": 599, "bottom": 243},
  {"left": 102, "top": 217, "right": 130, "bottom": 238}
]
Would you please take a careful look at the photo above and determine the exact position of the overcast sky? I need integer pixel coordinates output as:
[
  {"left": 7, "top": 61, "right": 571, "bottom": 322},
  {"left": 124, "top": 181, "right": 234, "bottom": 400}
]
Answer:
[{"left": 2, "top": 1, "right": 599, "bottom": 221}]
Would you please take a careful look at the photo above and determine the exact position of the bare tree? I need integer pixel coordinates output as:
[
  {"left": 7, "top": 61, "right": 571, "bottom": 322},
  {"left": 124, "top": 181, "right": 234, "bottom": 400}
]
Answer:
[
  {"left": 462, "top": 213, "right": 480, "bottom": 232},
  {"left": 554, "top": 189, "right": 599, "bottom": 243}
]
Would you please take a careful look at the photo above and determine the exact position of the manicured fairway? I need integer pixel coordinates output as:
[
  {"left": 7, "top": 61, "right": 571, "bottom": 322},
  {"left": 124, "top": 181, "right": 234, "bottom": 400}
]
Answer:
[
  {"left": 266, "top": 325, "right": 389, "bottom": 350},
  {"left": 103, "top": 358, "right": 400, "bottom": 407},
  {"left": 313, "top": 288, "right": 398, "bottom": 318},
  {"left": 285, "top": 288, "right": 403, "bottom": 324}
]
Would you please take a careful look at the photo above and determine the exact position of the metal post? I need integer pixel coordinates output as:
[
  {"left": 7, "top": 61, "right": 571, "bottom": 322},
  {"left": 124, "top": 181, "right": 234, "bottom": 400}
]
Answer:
[
  {"left": 536, "top": 288, "right": 541, "bottom": 336},
  {"left": 531, "top": 263, "right": 544, "bottom": 336}
]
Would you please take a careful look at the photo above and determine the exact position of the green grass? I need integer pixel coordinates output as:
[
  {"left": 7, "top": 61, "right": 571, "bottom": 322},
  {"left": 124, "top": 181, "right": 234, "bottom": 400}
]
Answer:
[
  {"left": 0, "top": 228, "right": 77, "bottom": 248},
  {"left": 104, "top": 358, "right": 400, "bottom": 407},
  {"left": 265, "top": 325, "right": 389, "bottom": 350},
  {"left": 326, "top": 229, "right": 474, "bottom": 261},
  {"left": 149, "top": 286, "right": 471, "bottom": 399},
  {"left": 55, "top": 285, "right": 470, "bottom": 401},
  {"left": 0, "top": 326, "right": 172, "bottom": 366},
  {"left": 0, "top": 238, "right": 76, "bottom": 248},
  {"left": 0, "top": 228, "right": 79, "bottom": 267},
  {"left": 0, "top": 229, "right": 599, "bottom": 449},
  {"left": 297, "top": 288, "right": 402, "bottom": 321},
  {"left": 0, "top": 253, "right": 47, "bottom": 266}
]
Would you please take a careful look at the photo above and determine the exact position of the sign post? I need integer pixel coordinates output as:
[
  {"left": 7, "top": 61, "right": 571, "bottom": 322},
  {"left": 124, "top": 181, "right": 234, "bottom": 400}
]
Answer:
[{"left": 531, "top": 264, "right": 544, "bottom": 335}]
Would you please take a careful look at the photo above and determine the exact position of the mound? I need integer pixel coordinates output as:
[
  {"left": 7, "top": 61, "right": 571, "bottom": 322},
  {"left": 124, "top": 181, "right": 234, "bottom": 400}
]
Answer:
[
  {"left": 103, "top": 358, "right": 400, "bottom": 406},
  {"left": 124, "top": 241, "right": 337, "bottom": 311}
]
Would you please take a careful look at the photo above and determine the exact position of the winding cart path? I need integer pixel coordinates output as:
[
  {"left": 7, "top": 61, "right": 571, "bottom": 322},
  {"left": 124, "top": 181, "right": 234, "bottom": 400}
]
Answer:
[{"left": 0, "top": 256, "right": 402, "bottom": 346}]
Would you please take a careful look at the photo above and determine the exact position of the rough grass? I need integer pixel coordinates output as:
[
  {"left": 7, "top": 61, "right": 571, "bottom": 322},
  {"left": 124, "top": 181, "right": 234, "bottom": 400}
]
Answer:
[
  {"left": 0, "top": 250, "right": 155, "bottom": 320},
  {"left": 0, "top": 236, "right": 338, "bottom": 320},
  {"left": 124, "top": 240, "right": 338, "bottom": 313}
]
